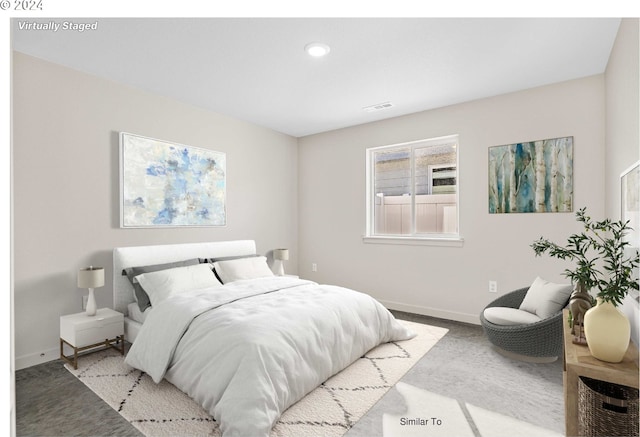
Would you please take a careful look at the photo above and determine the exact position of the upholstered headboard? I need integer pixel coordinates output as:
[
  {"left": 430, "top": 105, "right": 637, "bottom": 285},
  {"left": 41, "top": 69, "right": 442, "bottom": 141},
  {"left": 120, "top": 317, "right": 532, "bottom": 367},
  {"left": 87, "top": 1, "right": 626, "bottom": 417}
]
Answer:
[{"left": 113, "top": 240, "right": 257, "bottom": 315}]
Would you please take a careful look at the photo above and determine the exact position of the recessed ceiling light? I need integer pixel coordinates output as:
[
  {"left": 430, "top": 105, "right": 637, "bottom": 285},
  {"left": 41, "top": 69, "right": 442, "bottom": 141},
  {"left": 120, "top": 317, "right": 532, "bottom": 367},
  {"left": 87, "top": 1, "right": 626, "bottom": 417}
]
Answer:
[{"left": 304, "top": 42, "right": 330, "bottom": 57}]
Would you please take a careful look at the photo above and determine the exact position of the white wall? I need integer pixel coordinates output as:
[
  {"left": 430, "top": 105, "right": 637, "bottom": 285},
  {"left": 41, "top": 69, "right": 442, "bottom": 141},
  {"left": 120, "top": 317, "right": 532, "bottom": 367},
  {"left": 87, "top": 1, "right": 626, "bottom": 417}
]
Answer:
[
  {"left": 298, "top": 76, "right": 606, "bottom": 324},
  {"left": 12, "top": 52, "right": 299, "bottom": 369},
  {"left": 605, "top": 18, "right": 639, "bottom": 217},
  {"left": 605, "top": 18, "right": 640, "bottom": 346}
]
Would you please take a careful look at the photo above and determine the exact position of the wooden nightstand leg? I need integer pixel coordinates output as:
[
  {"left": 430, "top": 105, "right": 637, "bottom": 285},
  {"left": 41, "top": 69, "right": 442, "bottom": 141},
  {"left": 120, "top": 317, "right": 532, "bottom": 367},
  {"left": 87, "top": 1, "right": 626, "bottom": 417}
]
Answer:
[
  {"left": 60, "top": 338, "right": 78, "bottom": 370},
  {"left": 104, "top": 337, "right": 124, "bottom": 355}
]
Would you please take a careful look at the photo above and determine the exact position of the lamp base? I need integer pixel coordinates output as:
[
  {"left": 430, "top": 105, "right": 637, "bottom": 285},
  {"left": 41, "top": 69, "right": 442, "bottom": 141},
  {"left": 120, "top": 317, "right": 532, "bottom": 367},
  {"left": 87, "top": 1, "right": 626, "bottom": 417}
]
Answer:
[
  {"left": 86, "top": 288, "right": 97, "bottom": 316},
  {"left": 275, "top": 260, "right": 285, "bottom": 276}
]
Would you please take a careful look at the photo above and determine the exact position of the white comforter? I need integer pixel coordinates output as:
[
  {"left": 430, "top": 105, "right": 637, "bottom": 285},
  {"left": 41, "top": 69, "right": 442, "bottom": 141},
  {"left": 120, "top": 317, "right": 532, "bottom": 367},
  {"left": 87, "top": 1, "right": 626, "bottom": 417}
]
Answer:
[{"left": 125, "top": 276, "right": 415, "bottom": 437}]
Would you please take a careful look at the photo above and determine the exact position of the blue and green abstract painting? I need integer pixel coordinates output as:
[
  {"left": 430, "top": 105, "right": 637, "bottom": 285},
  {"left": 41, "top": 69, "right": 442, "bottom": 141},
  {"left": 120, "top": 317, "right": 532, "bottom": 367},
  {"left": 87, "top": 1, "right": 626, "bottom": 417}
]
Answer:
[
  {"left": 121, "top": 133, "right": 226, "bottom": 227},
  {"left": 488, "top": 136, "right": 573, "bottom": 214}
]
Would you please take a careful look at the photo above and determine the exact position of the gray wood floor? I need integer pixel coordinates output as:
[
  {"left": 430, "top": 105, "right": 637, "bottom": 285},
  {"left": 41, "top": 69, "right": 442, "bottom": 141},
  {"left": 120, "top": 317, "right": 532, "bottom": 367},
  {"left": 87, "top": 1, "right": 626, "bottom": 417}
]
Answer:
[{"left": 15, "top": 312, "right": 564, "bottom": 436}]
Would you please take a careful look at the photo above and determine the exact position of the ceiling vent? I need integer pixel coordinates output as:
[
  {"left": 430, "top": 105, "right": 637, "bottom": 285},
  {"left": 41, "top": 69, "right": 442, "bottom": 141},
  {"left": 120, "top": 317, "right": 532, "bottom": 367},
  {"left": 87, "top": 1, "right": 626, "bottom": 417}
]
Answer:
[{"left": 362, "top": 102, "right": 394, "bottom": 113}]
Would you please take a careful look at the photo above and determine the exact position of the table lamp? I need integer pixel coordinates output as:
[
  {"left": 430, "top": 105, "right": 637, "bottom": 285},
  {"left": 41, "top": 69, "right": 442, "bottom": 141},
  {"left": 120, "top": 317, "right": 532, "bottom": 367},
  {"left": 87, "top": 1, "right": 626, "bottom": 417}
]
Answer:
[
  {"left": 273, "top": 249, "right": 289, "bottom": 276},
  {"left": 78, "top": 266, "right": 104, "bottom": 316}
]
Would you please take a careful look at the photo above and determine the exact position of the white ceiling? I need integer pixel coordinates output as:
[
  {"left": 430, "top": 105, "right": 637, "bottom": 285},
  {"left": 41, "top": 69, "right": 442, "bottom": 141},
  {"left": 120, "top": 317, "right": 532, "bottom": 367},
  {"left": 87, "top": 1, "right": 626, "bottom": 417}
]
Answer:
[{"left": 12, "top": 17, "right": 621, "bottom": 137}]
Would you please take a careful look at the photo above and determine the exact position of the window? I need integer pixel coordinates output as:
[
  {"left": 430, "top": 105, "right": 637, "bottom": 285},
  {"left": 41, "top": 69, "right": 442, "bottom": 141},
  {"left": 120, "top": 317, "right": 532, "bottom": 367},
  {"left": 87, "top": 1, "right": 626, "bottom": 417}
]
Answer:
[{"left": 366, "top": 135, "right": 459, "bottom": 241}]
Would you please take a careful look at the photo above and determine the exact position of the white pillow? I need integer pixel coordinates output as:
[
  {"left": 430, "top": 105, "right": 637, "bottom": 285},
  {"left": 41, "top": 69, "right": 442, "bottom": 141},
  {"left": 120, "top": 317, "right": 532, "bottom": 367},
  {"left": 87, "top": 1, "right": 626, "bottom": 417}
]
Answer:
[
  {"left": 483, "top": 307, "right": 542, "bottom": 325},
  {"left": 519, "top": 276, "right": 573, "bottom": 319},
  {"left": 134, "top": 263, "right": 221, "bottom": 307},
  {"left": 213, "top": 256, "right": 274, "bottom": 283}
]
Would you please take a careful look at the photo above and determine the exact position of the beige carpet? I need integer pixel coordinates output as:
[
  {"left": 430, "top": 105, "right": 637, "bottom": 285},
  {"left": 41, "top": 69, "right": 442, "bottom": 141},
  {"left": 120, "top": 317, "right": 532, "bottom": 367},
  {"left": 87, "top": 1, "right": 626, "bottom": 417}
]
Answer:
[{"left": 65, "top": 321, "right": 447, "bottom": 437}]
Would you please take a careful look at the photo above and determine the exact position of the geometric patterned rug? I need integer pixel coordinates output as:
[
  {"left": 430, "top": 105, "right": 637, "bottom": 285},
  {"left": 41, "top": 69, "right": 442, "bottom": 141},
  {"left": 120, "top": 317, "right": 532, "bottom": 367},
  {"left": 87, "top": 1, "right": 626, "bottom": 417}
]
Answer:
[{"left": 65, "top": 320, "right": 448, "bottom": 437}]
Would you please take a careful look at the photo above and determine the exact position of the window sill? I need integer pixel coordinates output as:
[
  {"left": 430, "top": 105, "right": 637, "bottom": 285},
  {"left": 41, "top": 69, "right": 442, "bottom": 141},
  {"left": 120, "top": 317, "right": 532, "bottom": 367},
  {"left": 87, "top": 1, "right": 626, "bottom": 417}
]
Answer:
[{"left": 362, "top": 235, "right": 464, "bottom": 247}]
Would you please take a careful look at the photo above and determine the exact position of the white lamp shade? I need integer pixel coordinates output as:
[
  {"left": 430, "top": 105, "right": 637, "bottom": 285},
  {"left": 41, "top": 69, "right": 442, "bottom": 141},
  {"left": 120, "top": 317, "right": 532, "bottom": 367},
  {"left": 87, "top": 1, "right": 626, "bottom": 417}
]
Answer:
[
  {"left": 274, "top": 249, "right": 289, "bottom": 261},
  {"left": 77, "top": 267, "right": 105, "bottom": 289}
]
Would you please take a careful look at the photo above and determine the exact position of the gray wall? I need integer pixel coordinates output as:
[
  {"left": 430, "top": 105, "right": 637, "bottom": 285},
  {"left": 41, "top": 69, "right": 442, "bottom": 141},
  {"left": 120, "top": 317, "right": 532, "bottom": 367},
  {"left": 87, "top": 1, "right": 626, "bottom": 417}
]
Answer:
[
  {"left": 13, "top": 52, "right": 299, "bottom": 369},
  {"left": 297, "top": 75, "right": 606, "bottom": 323},
  {"left": 605, "top": 18, "right": 640, "bottom": 345}
]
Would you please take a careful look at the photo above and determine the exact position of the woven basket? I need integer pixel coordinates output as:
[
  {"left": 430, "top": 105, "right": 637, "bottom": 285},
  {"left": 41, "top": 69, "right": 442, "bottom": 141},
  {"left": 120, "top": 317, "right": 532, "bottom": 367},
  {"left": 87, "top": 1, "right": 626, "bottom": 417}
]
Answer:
[{"left": 578, "top": 376, "right": 639, "bottom": 436}]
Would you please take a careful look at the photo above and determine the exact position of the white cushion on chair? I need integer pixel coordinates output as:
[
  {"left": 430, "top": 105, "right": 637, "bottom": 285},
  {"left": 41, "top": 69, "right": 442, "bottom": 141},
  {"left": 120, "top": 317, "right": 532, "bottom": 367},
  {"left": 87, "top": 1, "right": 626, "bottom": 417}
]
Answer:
[
  {"left": 483, "top": 307, "right": 543, "bottom": 325},
  {"left": 519, "top": 276, "right": 572, "bottom": 319}
]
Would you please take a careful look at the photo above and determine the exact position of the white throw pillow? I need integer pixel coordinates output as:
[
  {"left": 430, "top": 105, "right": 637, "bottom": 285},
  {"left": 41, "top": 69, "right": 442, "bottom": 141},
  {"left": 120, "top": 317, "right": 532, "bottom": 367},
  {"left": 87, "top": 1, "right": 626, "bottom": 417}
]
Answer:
[
  {"left": 134, "top": 263, "right": 221, "bottom": 307},
  {"left": 213, "top": 255, "right": 274, "bottom": 283},
  {"left": 519, "top": 276, "right": 573, "bottom": 319},
  {"left": 483, "top": 307, "right": 542, "bottom": 325}
]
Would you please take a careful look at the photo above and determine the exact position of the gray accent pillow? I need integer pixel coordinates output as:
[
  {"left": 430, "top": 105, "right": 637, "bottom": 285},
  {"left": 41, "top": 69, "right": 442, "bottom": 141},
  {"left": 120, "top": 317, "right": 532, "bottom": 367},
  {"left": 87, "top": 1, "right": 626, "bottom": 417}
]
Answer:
[
  {"left": 123, "top": 258, "right": 200, "bottom": 312},
  {"left": 200, "top": 254, "right": 259, "bottom": 264}
]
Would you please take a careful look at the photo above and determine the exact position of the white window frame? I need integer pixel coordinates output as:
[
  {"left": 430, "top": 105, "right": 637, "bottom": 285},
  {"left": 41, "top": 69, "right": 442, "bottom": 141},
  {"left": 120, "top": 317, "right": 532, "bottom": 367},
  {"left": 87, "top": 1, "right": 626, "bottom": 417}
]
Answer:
[{"left": 364, "top": 135, "right": 463, "bottom": 246}]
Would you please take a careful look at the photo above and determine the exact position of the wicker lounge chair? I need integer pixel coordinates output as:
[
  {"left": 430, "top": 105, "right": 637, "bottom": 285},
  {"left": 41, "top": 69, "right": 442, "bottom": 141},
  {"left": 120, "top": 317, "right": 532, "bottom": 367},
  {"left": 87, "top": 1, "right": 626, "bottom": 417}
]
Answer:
[{"left": 479, "top": 287, "right": 569, "bottom": 361}]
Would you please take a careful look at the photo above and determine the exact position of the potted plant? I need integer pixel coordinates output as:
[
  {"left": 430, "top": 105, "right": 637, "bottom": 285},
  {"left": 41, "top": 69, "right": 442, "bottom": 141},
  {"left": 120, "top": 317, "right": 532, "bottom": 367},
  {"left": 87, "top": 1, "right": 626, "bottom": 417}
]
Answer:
[{"left": 531, "top": 207, "right": 639, "bottom": 362}]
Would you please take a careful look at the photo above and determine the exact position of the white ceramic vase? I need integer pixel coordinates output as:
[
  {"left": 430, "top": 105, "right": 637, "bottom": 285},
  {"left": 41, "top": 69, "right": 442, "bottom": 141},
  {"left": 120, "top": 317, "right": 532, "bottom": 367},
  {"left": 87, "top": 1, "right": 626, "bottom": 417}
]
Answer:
[{"left": 583, "top": 298, "right": 630, "bottom": 363}]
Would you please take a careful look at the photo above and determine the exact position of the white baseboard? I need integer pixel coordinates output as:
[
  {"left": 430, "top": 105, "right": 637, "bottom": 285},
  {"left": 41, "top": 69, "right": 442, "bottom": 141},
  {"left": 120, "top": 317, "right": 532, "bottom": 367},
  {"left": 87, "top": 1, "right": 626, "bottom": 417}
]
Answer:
[
  {"left": 15, "top": 347, "right": 59, "bottom": 371},
  {"left": 380, "top": 299, "right": 480, "bottom": 326}
]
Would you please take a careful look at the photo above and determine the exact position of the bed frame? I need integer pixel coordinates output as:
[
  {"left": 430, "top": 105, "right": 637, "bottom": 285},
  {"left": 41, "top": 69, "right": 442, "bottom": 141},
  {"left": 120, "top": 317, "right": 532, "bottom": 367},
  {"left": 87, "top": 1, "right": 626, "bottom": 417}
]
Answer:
[{"left": 113, "top": 240, "right": 257, "bottom": 341}]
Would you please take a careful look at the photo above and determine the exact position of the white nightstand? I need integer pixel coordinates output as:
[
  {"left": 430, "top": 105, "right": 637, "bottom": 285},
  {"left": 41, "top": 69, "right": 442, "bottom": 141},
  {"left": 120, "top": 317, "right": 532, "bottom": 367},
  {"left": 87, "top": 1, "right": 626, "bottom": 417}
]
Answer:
[{"left": 60, "top": 308, "right": 124, "bottom": 369}]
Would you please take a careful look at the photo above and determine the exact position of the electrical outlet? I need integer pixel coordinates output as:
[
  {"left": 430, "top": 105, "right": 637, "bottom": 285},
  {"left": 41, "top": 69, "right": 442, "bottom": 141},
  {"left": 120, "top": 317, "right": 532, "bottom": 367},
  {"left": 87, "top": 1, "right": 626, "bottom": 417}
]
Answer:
[
  {"left": 311, "top": 263, "right": 317, "bottom": 272},
  {"left": 489, "top": 281, "right": 498, "bottom": 293},
  {"left": 82, "top": 295, "right": 88, "bottom": 310}
]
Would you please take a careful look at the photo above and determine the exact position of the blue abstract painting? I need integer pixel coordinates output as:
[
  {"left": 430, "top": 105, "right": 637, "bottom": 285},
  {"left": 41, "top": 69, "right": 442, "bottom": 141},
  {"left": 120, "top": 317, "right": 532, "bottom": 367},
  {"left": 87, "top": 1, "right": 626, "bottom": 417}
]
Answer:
[
  {"left": 120, "top": 133, "right": 226, "bottom": 227},
  {"left": 489, "top": 136, "right": 573, "bottom": 214}
]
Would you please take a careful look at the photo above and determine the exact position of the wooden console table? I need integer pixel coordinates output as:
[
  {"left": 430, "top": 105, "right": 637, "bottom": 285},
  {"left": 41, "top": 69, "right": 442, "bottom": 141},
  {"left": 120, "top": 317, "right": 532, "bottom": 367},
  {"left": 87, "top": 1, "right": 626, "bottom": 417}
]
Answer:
[{"left": 563, "top": 309, "right": 639, "bottom": 436}]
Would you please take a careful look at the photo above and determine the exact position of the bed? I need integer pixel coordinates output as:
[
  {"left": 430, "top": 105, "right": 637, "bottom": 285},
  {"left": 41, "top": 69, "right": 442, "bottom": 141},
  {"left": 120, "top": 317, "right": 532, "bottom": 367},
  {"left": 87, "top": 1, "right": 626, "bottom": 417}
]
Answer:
[
  {"left": 114, "top": 240, "right": 415, "bottom": 437},
  {"left": 114, "top": 240, "right": 258, "bottom": 342}
]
